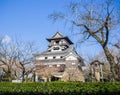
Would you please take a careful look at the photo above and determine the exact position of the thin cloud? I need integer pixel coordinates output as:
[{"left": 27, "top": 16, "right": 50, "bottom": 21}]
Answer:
[{"left": 2, "top": 35, "right": 12, "bottom": 44}]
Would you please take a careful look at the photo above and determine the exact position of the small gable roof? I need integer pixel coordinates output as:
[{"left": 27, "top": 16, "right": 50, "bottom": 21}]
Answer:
[
  {"left": 65, "top": 51, "right": 85, "bottom": 66},
  {"left": 90, "top": 60, "right": 103, "bottom": 65},
  {"left": 52, "top": 32, "right": 64, "bottom": 38}
]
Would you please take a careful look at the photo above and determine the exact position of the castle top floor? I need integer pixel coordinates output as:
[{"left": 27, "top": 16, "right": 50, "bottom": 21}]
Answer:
[{"left": 46, "top": 32, "right": 73, "bottom": 46}]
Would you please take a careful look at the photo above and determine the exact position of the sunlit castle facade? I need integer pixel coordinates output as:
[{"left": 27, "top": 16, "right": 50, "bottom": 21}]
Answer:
[{"left": 34, "top": 32, "right": 85, "bottom": 82}]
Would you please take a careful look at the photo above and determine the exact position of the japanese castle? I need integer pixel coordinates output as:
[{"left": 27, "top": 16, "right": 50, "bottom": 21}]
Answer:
[{"left": 34, "top": 32, "right": 84, "bottom": 82}]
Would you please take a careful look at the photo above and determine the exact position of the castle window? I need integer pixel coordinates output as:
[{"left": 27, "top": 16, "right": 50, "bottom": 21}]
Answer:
[
  {"left": 48, "top": 50, "right": 51, "bottom": 52},
  {"left": 53, "top": 47, "right": 59, "bottom": 50},
  {"left": 56, "top": 40, "right": 59, "bottom": 44},
  {"left": 45, "top": 57, "right": 48, "bottom": 59},
  {"left": 53, "top": 56, "right": 56, "bottom": 59},
  {"left": 60, "top": 56, "right": 63, "bottom": 58},
  {"left": 95, "top": 64, "right": 98, "bottom": 67}
]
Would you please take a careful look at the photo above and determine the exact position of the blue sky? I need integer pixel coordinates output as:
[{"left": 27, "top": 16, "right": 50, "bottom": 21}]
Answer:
[
  {"left": 1, "top": 0, "right": 118, "bottom": 61},
  {"left": 0, "top": 0, "right": 74, "bottom": 49}
]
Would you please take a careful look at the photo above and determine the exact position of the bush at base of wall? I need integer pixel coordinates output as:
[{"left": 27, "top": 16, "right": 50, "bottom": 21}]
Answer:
[{"left": 0, "top": 82, "right": 120, "bottom": 95}]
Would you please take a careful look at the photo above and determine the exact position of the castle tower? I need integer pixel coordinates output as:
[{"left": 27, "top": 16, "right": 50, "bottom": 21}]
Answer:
[{"left": 34, "top": 32, "right": 84, "bottom": 82}]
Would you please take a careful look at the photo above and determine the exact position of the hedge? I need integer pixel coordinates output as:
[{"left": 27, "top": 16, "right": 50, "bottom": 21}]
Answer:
[{"left": 0, "top": 82, "right": 120, "bottom": 95}]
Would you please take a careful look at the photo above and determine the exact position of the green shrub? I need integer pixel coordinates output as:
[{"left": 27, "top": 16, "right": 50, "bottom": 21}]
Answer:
[{"left": 0, "top": 82, "right": 120, "bottom": 95}]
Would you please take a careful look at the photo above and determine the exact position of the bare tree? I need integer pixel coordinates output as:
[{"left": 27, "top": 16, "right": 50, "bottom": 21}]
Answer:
[
  {"left": 49, "top": 0, "right": 120, "bottom": 81},
  {"left": 14, "top": 41, "right": 36, "bottom": 82},
  {"left": 0, "top": 41, "right": 18, "bottom": 81},
  {"left": 0, "top": 38, "right": 37, "bottom": 82},
  {"left": 62, "top": 66, "right": 84, "bottom": 81},
  {"left": 36, "top": 64, "right": 64, "bottom": 82}
]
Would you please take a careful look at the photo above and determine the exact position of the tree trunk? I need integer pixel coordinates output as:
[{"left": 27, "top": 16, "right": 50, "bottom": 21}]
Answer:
[
  {"left": 7, "top": 71, "right": 12, "bottom": 82},
  {"left": 103, "top": 46, "right": 116, "bottom": 81},
  {"left": 22, "top": 69, "right": 25, "bottom": 82},
  {"left": 33, "top": 71, "right": 36, "bottom": 82}
]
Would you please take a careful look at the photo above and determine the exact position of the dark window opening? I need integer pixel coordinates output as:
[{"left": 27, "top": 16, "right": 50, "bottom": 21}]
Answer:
[
  {"left": 60, "top": 56, "right": 63, "bottom": 58},
  {"left": 48, "top": 50, "right": 51, "bottom": 52},
  {"left": 53, "top": 47, "right": 60, "bottom": 50},
  {"left": 95, "top": 64, "right": 98, "bottom": 67},
  {"left": 53, "top": 56, "right": 56, "bottom": 59},
  {"left": 56, "top": 40, "right": 59, "bottom": 44},
  {"left": 45, "top": 57, "right": 48, "bottom": 59}
]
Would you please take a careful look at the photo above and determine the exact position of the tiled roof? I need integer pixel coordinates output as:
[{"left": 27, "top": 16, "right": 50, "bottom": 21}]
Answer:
[{"left": 35, "top": 45, "right": 74, "bottom": 56}]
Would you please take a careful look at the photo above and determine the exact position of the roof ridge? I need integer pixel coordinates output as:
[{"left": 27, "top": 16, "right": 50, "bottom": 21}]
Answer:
[{"left": 52, "top": 31, "right": 65, "bottom": 38}]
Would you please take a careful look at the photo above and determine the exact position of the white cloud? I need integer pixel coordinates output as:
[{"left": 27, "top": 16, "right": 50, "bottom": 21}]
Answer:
[{"left": 2, "top": 35, "right": 12, "bottom": 44}]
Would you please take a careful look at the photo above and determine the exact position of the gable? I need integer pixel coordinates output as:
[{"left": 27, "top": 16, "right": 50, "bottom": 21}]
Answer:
[
  {"left": 65, "top": 52, "right": 78, "bottom": 60},
  {"left": 65, "top": 55, "right": 77, "bottom": 60},
  {"left": 52, "top": 32, "right": 64, "bottom": 38}
]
